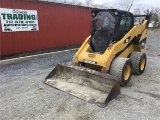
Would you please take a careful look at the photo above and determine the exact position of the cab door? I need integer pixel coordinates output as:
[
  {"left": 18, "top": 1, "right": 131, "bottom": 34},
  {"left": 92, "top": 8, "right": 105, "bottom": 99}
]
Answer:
[{"left": 117, "top": 13, "right": 134, "bottom": 40}]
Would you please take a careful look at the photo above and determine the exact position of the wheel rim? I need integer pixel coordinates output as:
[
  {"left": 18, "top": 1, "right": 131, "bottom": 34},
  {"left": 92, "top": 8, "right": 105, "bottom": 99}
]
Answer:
[
  {"left": 124, "top": 64, "right": 131, "bottom": 81},
  {"left": 140, "top": 57, "right": 146, "bottom": 71}
]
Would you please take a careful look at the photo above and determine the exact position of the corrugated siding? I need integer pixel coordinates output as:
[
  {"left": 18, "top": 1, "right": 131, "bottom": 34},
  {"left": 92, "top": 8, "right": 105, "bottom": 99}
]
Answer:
[{"left": 0, "top": 0, "right": 92, "bottom": 56}]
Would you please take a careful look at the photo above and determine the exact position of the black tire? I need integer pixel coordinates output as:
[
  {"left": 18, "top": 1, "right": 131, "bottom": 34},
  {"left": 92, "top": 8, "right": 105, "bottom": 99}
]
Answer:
[
  {"left": 109, "top": 57, "right": 133, "bottom": 87},
  {"left": 130, "top": 52, "right": 146, "bottom": 75}
]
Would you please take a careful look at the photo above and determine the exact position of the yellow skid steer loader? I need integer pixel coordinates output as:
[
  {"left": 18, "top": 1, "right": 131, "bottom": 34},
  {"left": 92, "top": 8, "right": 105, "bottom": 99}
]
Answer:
[{"left": 45, "top": 9, "right": 150, "bottom": 107}]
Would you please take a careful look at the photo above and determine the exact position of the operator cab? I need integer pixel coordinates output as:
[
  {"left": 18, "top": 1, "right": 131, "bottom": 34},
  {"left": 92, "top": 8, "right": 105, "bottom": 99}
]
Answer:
[{"left": 90, "top": 9, "right": 134, "bottom": 53}]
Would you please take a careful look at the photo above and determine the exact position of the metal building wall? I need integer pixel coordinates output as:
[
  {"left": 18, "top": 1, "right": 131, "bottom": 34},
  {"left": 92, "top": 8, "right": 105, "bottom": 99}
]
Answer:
[{"left": 0, "top": 0, "right": 92, "bottom": 56}]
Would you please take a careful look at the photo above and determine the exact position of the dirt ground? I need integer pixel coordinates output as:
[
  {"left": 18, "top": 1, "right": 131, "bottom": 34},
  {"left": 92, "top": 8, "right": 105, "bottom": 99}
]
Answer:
[{"left": 0, "top": 29, "right": 160, "bottom": 120}]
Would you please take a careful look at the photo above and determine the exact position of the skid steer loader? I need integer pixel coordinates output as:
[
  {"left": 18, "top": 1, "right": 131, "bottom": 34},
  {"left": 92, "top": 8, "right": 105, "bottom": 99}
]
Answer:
[{"left": 45, "top": 9, "right": 150, "bottom": 107}]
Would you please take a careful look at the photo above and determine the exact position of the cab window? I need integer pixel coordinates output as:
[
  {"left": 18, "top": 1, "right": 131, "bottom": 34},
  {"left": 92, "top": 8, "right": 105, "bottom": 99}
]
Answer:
[{"left": 119, "top": 15, "right": 132, "bottom": 32}]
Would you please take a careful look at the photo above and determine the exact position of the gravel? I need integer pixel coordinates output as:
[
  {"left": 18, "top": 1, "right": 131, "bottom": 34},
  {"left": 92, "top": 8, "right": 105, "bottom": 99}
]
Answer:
[
  {"left": 146, "top": 29, "right": 160, "bottom": 57},
  {"left": 0, "top": 29, "right": 160, "bottom": 120}
]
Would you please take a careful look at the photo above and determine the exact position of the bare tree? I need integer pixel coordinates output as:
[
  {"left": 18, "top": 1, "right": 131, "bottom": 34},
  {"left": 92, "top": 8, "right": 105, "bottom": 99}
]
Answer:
[
  {"left": 134, "top": 8, "right": 141, "bottom": 15},
  {"left": 155, "top": 8, "right": 160, "bottom": 14},
  {"left": 117, "top": 0, "right": 134, "bottom": 11},
  {"left": 133, "top": 8, "right": 141, "bottom": 23},
  {"left": 85, "top": 0, "right": 92, "bottom": 7},
  {"left": 71, "top": 0, "right": 76, "bottom": 5},
  {"left": 155, "top": 8, "right": 160, "bottom": 27},
  {"left": 77, "top": 2, "right": 85, "bottom": 6},
  {"left": 143, "top": 8, "right": 160, "bottom": 27},
  {"left": 63, "top": 0, "right": 67, "bottom": 4},
  {"left": 143, "top": 9, "right": 152, "bottom": 15},
  {"left": 126, "top": 0, "right": 134, "bottom": 11}
]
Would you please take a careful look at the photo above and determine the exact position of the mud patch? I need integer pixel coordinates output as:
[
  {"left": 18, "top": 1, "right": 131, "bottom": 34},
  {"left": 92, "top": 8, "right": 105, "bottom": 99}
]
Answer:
[
  {"left": 37, "top": 87, "right": 45, "bottom": 93},
  {"left": 56, "top": 104, "right": 66, "bottom": 113},
  {"left": 120, "top": 94, "right": 143, "bottom": 103},
  {"left": 136, "top": 90, "right": 160, "bottom": 99},
  {"left": 149, "top": 80, "right": 160, "bottom": 84},
  {"left": 76, "top": 114, "right": 91, "bottom": 120}
]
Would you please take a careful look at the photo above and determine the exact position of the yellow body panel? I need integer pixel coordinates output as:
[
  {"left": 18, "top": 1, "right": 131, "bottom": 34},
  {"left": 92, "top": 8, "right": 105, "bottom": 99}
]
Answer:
[{"left": 74, "top": 20, "right": 148, "bottom": 72}]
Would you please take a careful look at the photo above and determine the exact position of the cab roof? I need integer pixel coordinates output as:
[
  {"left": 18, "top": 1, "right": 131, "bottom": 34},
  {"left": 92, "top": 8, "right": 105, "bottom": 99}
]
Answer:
[{"left": 91, "top": 9, "right": 133, "bottom": 17}]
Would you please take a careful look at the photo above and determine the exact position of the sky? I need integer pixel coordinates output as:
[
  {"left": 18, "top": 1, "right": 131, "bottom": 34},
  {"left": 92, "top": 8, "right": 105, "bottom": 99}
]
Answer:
[{"left": 67, "top": 0, "right": 160, "bottom": 9}]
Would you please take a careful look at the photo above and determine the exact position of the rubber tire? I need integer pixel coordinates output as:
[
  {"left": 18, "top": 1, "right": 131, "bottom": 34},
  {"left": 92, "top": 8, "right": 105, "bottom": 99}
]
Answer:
[
  {"left": 130, "top": 52, "right": 146, "bottom": 75},
  {"left": 109, "top": 57, "right": 133, "bottom": 87}
]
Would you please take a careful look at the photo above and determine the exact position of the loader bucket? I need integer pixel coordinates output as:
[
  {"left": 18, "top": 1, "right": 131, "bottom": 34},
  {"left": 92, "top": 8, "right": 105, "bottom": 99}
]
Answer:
[{"left": 44, "top": 63, "right": 120, "bottom": 107}]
